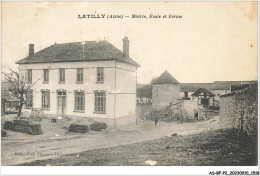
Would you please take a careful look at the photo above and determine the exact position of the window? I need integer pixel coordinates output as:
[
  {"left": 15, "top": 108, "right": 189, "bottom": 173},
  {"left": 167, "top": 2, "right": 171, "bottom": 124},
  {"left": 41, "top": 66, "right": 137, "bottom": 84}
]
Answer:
[
  {"left": 41, "top": 90, "right": 50, "bottom": 109},
  {"left": 25, "top": 90, "right": 33, "bottom": 108},
  {"left": 27, "top": 69, "right": 32, "bottom": 83},
  {"left": 76, "top": 68, "right": 83, "bottom": 83},
  {"left": 184, "top": 92, "right": 188, "bottom": 98},
  {"left": 74, "top": 91, "right": 85, "bottom": 112},
  {"left": 59, "top": 68, "right": 65, "bottom": 83},
  {"left": 94, "top": 91, "right": 106, "bottom": 113},
  {"left": 97, "top": 67, "right": 104, "bottom": 83},
  {"left": 43, "top": 69, "right": 49, "bottom": 83}
]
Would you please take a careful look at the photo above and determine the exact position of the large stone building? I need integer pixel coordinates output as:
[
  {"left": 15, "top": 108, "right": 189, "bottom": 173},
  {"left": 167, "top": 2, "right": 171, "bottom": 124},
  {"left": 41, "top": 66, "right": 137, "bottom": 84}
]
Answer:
[
  {"left": 152, "top": 71, "right": 180, "bottom": 108},
  {"left": 16, "top": 37, "right": 140, "bottom": 122}
]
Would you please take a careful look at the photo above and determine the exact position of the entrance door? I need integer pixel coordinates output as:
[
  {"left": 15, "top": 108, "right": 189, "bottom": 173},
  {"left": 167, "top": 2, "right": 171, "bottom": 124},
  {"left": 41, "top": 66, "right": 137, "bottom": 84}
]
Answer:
[{"left": 57, "top": 91, "right": 66, "bottom": 115}]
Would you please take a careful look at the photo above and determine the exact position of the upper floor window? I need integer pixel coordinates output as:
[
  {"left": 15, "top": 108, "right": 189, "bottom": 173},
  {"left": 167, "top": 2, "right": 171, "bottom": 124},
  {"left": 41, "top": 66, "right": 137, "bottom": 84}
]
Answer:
[
  {"left": 97, "top": 67, "right": 104, "bottom": 83},
  {"left": 27, "top": 69, "right": 32, "bottom": 83},
  {"left": 94, "top": 91, "right": 106, "bottom": 113},
  {"left": 25, "top": 90, "right": 33, "bottom": 108},
  {"left": 59, "top": 68, "right": 65, "bottom": 83},
  {"left": 43, "top": 69, "right": 49, "bottom": 83},
  {"left": 41, "top": 90, "right": 50, "bottom": 109},
  {"left": 76, "top": 68, "right": 83, "bottom": 83},
  {"left": 74, "top": 91, "right": 85, "bottom": 112}
]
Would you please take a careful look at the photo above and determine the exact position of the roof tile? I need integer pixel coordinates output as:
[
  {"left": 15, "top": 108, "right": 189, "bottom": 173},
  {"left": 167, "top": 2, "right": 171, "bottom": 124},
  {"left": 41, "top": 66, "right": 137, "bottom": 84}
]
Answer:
[
  {"left": 152, "top": 71, "right": 179, "bottom": 85},
  {"left": 16, "top": 40, "right": 140, "bottom": 67}
]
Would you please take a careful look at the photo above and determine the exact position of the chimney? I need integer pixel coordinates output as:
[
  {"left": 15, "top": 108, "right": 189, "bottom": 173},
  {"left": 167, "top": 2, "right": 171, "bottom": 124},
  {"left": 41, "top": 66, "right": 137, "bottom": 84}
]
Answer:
[
  {"left": 122, "top": 36, "right": 129, "bottom": 57},
  {"left": 29, "top": 43, "right": 34, "bottom": 56}
]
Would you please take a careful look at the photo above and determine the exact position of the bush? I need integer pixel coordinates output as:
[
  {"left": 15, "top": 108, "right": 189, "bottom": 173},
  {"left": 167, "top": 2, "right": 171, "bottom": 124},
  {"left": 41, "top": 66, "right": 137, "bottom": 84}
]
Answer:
[
  {"left": 3, "top": 121, "right": 14, "bottom": 130},
  {"left": 1, "top": 130, "right": 7, "bottom": 137},
  {"left": 143, "top": 107, "right": 175, "bottom": 122},
  {"left": 90, "top": 122, "right": 108, "bottom": 131},
  {"left": 69, "top": 124, "right": 89, "bottom": 133},
  {"left": 3, "top": 120, "right": 42, "bottom": 135}
]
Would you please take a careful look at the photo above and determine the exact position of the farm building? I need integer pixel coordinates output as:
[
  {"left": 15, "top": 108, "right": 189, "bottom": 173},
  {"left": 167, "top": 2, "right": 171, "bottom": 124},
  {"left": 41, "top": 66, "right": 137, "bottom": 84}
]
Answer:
[
  {"left": 211, "top": 81, "right": 258, "bottom": 106},
  {"left": 211, "top": 81, "right": 241, "bottom": 101},
  {"left": 191, "top": 88, "right": 215, "bottom": 107},
  {"left": 152, "top": 70, "right": 180, "bottom": 108},
  {"left": 180, "top": 83, "right": 213, "bottom": 100}
]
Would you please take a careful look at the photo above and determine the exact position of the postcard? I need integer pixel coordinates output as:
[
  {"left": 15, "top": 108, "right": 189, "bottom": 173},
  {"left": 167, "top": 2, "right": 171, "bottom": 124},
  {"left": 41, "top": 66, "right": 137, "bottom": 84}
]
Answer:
[{"left": 1, "top": 1, "right": 258, "bottom": 175}]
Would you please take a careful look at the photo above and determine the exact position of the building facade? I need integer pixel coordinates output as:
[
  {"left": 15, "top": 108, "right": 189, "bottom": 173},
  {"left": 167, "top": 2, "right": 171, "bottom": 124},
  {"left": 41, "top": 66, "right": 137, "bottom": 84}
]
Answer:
[{"left": 16, "top": 37, "right": 140, "bottom": 120}]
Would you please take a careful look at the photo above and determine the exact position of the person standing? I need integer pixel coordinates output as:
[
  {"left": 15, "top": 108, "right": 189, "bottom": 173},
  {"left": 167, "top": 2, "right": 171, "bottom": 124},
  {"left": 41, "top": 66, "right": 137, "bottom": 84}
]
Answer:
[{"left": 155, "top": 116, "right": 158, "bottom": 126}]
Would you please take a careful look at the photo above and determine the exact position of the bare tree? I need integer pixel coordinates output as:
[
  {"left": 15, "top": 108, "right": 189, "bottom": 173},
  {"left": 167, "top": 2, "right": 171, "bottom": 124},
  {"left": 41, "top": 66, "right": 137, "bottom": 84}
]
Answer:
[{"left": 2, "top": 68, "right": 39, "bottom": 118}]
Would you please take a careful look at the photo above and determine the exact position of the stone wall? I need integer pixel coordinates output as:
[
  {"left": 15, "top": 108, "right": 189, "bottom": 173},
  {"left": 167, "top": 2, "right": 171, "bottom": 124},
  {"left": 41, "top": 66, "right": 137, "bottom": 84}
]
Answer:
[
  {"left": 219, "top": 84, "right": 257, "bottom": 136},
  {"left": 152, "top": 84, "right": 180, "bottom": 109}
]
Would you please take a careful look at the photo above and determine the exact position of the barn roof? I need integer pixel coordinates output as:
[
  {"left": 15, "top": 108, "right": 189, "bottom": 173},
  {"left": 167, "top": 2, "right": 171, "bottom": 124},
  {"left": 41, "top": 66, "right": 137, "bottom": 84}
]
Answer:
[
  {"left": 191, "top": 88, "right": 215, "bottom": 97},
  {"left": 211, "top": 81, "right": 241, "bottom": 90},
  {"left": 180, "top": 83, "right": 213, "bottom": 92},
  {"left": 152, "top": 71, "right": 179, "bottom": 85},
  {"left": 16, "top": 40, "right": 140, "bottom": 67}
]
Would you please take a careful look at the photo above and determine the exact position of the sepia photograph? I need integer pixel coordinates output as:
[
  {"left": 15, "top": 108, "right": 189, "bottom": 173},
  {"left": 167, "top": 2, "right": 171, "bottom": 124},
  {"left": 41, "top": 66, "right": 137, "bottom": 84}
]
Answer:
[{"left": 1, "top": 1, "right": 258, "bottom": 175}]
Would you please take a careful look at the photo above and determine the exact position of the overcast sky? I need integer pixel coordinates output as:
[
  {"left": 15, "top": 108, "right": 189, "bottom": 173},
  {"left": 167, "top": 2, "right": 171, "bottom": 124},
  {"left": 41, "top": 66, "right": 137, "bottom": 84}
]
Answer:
[{"left": 2, "top": 2, "right": 258, "bottom": 84}]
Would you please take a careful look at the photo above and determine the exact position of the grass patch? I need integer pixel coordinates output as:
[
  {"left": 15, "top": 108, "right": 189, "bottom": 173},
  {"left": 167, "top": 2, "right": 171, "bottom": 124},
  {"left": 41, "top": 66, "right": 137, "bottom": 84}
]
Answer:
[{"left": 20, "top": 128, "right": 257, "bottom": 166}]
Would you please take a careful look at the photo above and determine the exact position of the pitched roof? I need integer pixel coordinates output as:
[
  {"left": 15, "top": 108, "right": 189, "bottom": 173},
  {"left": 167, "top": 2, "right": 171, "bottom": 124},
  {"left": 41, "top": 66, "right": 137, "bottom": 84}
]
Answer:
[
  {"left": 212, "top": 81, "right": 241, "bottom": 90},
  {"left": 180, "top": 83, "right": 213, "bottom": 92},
  {"left": 1, "top": 82, "right": 19, "bottom": 102},
  {"left": 231, "top": 81, "right": 258, "bottom": 92},
  {"left": 152, "top": 71, "right": 179, "bottom": 85},
  {"left": 16, "top": 40, "right": 140, "bottom": 67},
  {"left": 191, "top": 88, "right": 215, "bottom": 97}
]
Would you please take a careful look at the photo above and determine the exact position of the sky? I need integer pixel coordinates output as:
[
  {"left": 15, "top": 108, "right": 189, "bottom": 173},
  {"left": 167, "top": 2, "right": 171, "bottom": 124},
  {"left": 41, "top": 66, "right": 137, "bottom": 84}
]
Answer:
[{"left": 1, "top": 2, "right": 258, "bottom": 84}]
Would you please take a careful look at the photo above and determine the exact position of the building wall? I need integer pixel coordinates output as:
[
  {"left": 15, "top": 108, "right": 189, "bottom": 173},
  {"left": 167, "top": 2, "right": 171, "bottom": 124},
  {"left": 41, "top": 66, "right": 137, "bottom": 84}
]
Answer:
[
  {"left": 19, "top": 60, "right": 137, "bottom": 119},
  {"left": 219, "top": 94, "right": 237, "bottom": 128},
  {"left": 219, "top": 84, "right": 258, "bottom": 136},
  {"left": 152, "top": 84, "right": 180, "bottom": 108},
  {"left": 180, "top": 92, "right": 194, "bottom": 98},
  {"left": 115, "top": 62, "right": 137, "bottom": 118}
]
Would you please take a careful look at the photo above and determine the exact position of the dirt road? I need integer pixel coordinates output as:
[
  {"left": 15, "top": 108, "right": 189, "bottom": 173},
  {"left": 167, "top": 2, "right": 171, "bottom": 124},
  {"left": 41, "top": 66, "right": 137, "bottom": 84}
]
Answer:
[{"left": 1, "top": 115, "right": 219, "bottom": 166}]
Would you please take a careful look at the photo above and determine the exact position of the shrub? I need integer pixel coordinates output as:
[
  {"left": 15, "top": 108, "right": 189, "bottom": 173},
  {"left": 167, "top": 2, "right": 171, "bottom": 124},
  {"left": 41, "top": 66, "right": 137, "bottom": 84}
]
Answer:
[
  {"left": 90, "top": 122, "right": 108, "bottom": 131},
  {"left": 13, "top": 120, "right": 42, "bottom": 135},
  {"left": 3, "top": 120, "right": 42, "bottom": 135},
  {"left": 143, "top": 107, "right": 156, "bottom": 120},
  {"left": 69, "top": 124, "right": 89, "bottom": 133},
  {"left": 1, "top": 130, "right": 7, "bottom": 137},
  {"left": 3, "top": 121, "right": 14, "bottom": 130}
]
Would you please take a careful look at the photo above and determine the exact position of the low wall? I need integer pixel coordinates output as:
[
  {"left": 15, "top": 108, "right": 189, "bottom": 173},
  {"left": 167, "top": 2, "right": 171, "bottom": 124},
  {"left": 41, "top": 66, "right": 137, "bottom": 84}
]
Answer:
[{"left": 219, "top": 84, "right": 257, "bottom": 136}]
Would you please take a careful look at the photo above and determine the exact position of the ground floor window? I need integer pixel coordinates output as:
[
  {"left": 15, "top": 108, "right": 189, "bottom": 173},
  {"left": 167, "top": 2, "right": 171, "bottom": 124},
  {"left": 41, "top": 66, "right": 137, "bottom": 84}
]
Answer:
[
  {"left": 41, "top": 90, "right": 50, "bottom": 109},
  {"left": 74, "top": 91, "right": 85, "bottom": 112},
  {"left": 25, "top": 90, "right": 33, "bottom": 108},
  {"left": 94, "top": 91, "right": 106, "bottom": 113}
]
